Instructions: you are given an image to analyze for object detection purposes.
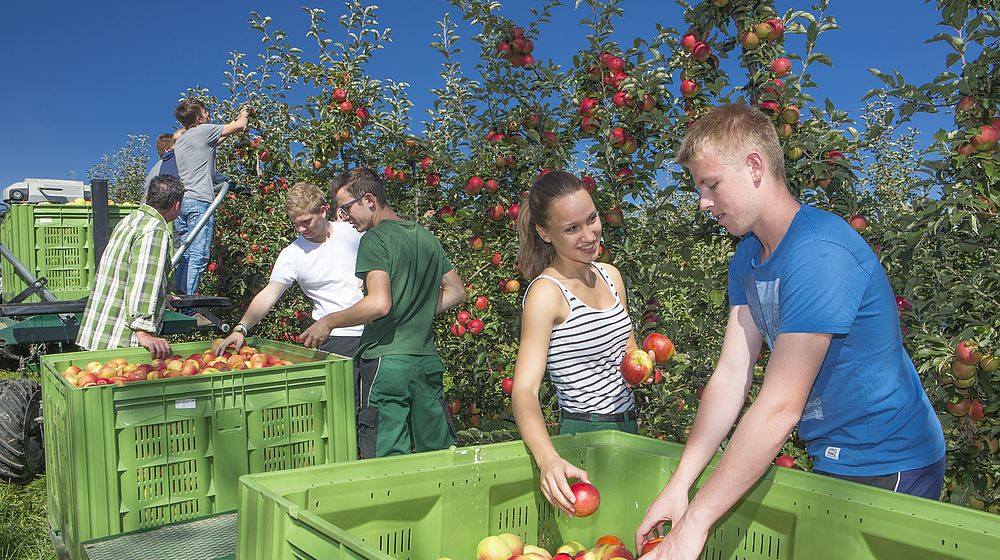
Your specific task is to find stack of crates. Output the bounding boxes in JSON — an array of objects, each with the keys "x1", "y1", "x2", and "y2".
[
  {"x1": 237, "y1": 430, "x2": 999, "y2": 560},
  {"x1": 40, "y1": 338, "x2": 357, "y2": 560},
  {"x1": 1, "y1": 202, "x2": 136, "y2": 302}
]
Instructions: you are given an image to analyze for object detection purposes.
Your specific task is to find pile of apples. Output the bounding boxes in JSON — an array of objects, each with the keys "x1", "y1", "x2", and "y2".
[
  {"x1": 60, "y1": 342, "x2": 294, "y2": 388},
  {"x1": 452, "y1": 532, "x2": 665, "y2": 560}
]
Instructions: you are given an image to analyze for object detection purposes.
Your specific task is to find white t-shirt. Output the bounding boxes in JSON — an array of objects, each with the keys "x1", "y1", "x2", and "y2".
[{"x1": 270, "y1": 221, "x2": 364, "y2": 337}]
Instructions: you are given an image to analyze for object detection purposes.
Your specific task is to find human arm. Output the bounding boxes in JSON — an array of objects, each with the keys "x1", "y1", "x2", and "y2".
[
  {"x1": 221, "y1": 106, "x2": 249, "y2": 138},
  {"x1": 635, "y1": 305, "x2": 761, "y2": 548},
  {"x1": 511, "y1": 280, "x2": 587, "y2": 515},
  {"x1": 214, "y1": 281, "x2": 290, "y2": 354},
  {"x1": 640, "y1": 329, "x2": 831, "y2": 559},
  {"x1": 436, "y1": 268, "x2": 466, "y2": 314},
  {"x1": 299, "y1": 270, "x2": 391, "y2": 347},
  {"x1": 125, "y1": 223, "x2": 173, "y2": 359}
]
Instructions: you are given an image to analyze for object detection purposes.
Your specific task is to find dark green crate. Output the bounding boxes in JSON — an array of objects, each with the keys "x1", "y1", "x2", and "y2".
[
  {"x1": 237, "y1": 430, "x2": 999, "y2": 560},
  {"x1": 1, "y1": 203, "x2": 136, "y2": 302},
  {"x1": 40, "y1": 338, "x2": 356, "y2": 560}
]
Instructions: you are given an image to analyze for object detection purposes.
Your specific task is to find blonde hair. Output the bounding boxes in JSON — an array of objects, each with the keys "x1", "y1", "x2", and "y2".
[
  {"x1": 676, "y1": 103, "x2": 786, "y2": 181},
  {"x1": 517, "y1": 171, "x2": 587, "y2": 281},
  {"x1": 284, "y1": 182, "x2": 328, "y2": 216}
]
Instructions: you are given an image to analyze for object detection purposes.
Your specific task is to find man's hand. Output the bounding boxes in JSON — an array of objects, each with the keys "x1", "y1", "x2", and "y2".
[
  {"x1": 638, "y1": 513, "x2": 710, "y2": 560},
  {"x1": 213, "y1": 332, "x2": 245, "y2": 355},
  {"x1": 165, "y1": 294, "x2": 180, "y2": 311},
  {"x1": 299, "y1": 319, "x2": 332, "y2": 348},
  {"x1": 135, "y1": 331, "x2": 171, "y2": 360},
  {"x1": 537, "y1": 456, "x2": 590, "y2": 516},
  {"x1": 635, "y1": 482, "x2": 689, "y2": 552}
]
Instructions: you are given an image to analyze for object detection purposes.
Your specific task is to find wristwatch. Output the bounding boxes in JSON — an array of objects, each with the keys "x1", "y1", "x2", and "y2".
[{"x1": 234, "y1": 323, "x2": 249, "y2": 336}]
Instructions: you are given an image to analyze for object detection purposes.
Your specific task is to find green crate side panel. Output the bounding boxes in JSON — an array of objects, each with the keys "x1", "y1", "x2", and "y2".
[
  {"x1": 1, "y1": 204, "x2": 136, "y2": 302},
  {"x1": 40, "y1": 338, "x2": 355, "y2": 560},
  {"x1": 236, "y1": 431, "x2": 1000, "y2": 560}
]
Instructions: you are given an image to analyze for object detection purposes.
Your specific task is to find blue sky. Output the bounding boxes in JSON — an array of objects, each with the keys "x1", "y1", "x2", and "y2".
[{"x1": 0, "y1": 1, "x2": 952, "y2": 189}]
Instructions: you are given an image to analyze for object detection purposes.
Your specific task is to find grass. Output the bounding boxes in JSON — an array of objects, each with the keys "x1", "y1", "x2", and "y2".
[
  {"x1": 0, "y1": 475, "x2": 56, "y2": 560},
  {"x1": 0, "y1": 368, "x2": 56, "y2": 559}
]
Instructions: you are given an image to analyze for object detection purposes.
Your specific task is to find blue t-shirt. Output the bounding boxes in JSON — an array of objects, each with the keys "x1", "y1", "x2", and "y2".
[{"x1": 728, "y1": 204, "x2": 944, "y2": 476}]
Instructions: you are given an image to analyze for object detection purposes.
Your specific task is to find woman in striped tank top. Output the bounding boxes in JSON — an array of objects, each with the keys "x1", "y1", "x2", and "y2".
[{"x1": 511, "y1": 171, "x2": 652, "y2": 516}]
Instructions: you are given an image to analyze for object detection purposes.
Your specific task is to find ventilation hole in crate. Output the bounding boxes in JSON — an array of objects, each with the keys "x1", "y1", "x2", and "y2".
[
  {"x1": 288, "y1": 440, "x2": 317, "y2": 469},
  {"x1": 167, "y1": 419, "x2": 197, "y2": 454},
  {"x1": 497, "y1": 505, "x2": 530, "y2": 533},
  {"x1": 263, "y1": 445, "x2": 288, "y2": 472},
  {"x1": 378, "y1": 528, "x2": 412, "y2": 558},
  {"x1": 134, "y1": 425, "x2": 164, "y2": 461},
  {"x1": 136, "y1": 465, "x2": 166, "y2": 501},
  {"x1": 138, "y1": 499, "x2": 200, "y2": 529},
  {"x1": 288, "y1": 403, "x2": 315, "y2": 435},
  {"x1": 168, "y1": 459, "x2": 199, "y2": 494},
  {"x1": 262, "y1": 407, "x2": 287, "y2": 439}
]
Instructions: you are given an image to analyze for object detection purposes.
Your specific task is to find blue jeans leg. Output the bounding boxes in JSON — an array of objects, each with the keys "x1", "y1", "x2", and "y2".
[{"x1": 174, "y1": 198, "x2": 214, "y2": 295}]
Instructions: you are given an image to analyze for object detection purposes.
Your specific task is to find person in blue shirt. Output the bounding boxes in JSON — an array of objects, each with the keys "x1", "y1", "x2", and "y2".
[{"x1": 634, "y1": 103, "x2": 945, "y2": 560}]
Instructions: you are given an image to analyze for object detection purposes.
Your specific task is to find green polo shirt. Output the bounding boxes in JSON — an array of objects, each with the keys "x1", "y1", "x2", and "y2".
[{"x1": 354, "y1": 219, "x2": 452, "y2": 359}]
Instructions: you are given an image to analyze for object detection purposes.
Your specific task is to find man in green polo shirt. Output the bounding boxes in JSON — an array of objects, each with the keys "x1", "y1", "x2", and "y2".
[
  {"x1": 77, "y1": 175, "x2": 184, "y2": 359},
  {"x1": 300, "y1": 167, "x2": 466, "y2": 458}
]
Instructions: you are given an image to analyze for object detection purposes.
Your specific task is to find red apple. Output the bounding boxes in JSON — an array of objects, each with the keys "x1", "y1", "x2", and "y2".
[
  {"x1": 956, "y1": 95, "x2": 977, "y2": 112},
  {"x1": 955, "y1": 340, "x2": 983, "y2": 365},
  {"x1": 640, "y1": 537, "x2": 663, "y2": 555},
  {"x1": 771, "y1": 57, "x2": 792, "y2": 77},
  {"x1": 775, "y1": 454, "x2": 796, "y2": 468},
  {"x1": 467, "y1": 176, "x2": 484, "y2": 193},
  {"x1": 446, "y1": 398, "x2": 462, "y2": 415},
  {"x1": 969, "y1": 400, "x2": 986, "y2": 422},
  {"x1": 848, "y1": 214, "x2": 868, "y2": 232},
  {"x1": 895, "y1": 295, "x2": 912, "y2": 311},
  {"x1": 487, "y1": 203, "x2": 506, "y2": 221},
  {"x1": 507, "y1": 204, "x2": 520, "y2": 221},
  {"x1": 469, "y1": 236, "x2": 484, "y2": 251},
  {"x1": 501, "y1": 377, "x2": 514, "y2": 395},
  {"x1": 450, "y1": 322, "x2": 466, "y2": 337},
  {"x1": 680, "y1": 33, "x2": 698, "y2": 53},
  {"x1": 582, "y1": 175, "x2": 597, "y2": 193},
  {"x1": 692, "y1": 41, "x2": 711, "y2": 62},
  {"x1": 468, "y1": 318, "x2": 485, "y2": 335},
  {"x1": 642, "y1": 333, "x2": 675, "y2": 364},
  {"x1": 620, "y1": 350, "x2": 654, "y2": 385},
  {"x1": 972, "y1": 125, "x2": 999, "y2": 151},
  {"x1": 570, "y1": 481, "x2": 600, "y2": 517},
  {"x1": 474, "y1": 295, "x2": 490, "y2": 310},
  {"x1": 947, "y1": 399, "x2": 972, "y2": 417},
  {"x1": 604, "y1": 207, "x2": 624, "y2": 226},
  {"x1": 580, "y1": 97, "x2": 599, "y2": 116},
  {"x1": 608, "y1": 56, "x2": 625, "y2": 72},
  {"x1": 680, "y1": 79, "x2": 700, "y2": 98},
  {"x1": 485, "y1": 179, "x2": 499, "y2": 193}
]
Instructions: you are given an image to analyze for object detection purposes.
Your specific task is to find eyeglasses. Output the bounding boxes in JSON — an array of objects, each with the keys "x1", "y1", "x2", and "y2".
[{"x1": 337, "y1": 196, "x2": 363, "y2": 216}]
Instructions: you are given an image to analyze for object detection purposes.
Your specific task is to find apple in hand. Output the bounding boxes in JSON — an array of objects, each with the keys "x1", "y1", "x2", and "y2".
[
  {"x1": 620, "y1": 350, "x2": 654, "y2": 385},
  {"x1": 570, "y1": 481, "x2": 600, "y2": 517}
]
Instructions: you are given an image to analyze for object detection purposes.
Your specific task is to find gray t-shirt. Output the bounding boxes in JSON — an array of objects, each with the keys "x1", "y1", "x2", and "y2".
[{"x1": 174, "y1": 124, "x2": 223, "y2": 202}]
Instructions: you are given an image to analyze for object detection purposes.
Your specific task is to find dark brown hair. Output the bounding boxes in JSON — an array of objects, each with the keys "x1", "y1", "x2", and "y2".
[
  {"x1": 329, "y1": 167, "x2": 388, "y2": 207},
  {"x1": 516, "y1": 170, "x2": 588, "y2": 280}
]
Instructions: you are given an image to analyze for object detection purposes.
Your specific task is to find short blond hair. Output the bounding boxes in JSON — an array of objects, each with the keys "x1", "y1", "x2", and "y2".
[
  {"x1": 676, "y1": 103, "x2": 786, "y2": 182},
  {"x1": 284, "y1": 182, "x2": 328, "y2": 216}
]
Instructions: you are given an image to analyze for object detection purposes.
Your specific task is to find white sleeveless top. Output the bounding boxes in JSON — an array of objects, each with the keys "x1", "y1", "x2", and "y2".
[{"x1": 525, "y1": 263, "x2": 636, "y2": 414}]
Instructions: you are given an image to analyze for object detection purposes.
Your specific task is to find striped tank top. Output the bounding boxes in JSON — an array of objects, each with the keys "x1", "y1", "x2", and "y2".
[{"x1": 527, "y1": 263, "x2": 636, "y2": 414}]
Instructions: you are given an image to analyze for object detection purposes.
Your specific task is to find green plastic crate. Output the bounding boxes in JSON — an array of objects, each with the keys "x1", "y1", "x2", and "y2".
[
  {"x1": 40, "y1": 337, "x2": 356, "y2": 560},
  {"x1": 237, "y1": 431, "x2": 999, "y2": 560},
  {"x1": 1, "y1": 202, "x2": 137, "y2": 302}
]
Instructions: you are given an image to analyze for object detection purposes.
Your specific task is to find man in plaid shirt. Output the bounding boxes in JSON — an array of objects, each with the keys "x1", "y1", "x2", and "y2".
[{"x1": 77, "y1": 175, "x2": 184, "y2": 359}]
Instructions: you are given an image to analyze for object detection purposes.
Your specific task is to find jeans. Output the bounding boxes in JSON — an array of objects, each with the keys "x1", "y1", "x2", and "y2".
[{"x1": 173, "y1": 198, "x2": 215, "y2": 295}]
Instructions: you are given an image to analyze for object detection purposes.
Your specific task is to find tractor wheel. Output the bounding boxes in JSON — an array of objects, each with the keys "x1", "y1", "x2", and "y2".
[{"x1": 0, "y1": 378, "x2": 44, "y2": 484}]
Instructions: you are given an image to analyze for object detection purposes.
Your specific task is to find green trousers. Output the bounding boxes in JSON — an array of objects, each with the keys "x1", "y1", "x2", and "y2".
[
  {"x1": 559, "y1": 415, "x2": 639, "y2": 435},
  {"x1": 357, "y1": 354, "x2": 455, "y2": 458}
]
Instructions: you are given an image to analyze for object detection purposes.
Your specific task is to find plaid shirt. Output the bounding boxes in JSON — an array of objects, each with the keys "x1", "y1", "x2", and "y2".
[{"x1": 77, "y1": 205, "x2": 174, "y2": 350}]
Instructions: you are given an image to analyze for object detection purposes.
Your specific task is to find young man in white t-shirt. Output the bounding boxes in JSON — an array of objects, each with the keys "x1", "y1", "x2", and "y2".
[{"x1": 213, "y1": 182, "x2": 364, "y2": 357}]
